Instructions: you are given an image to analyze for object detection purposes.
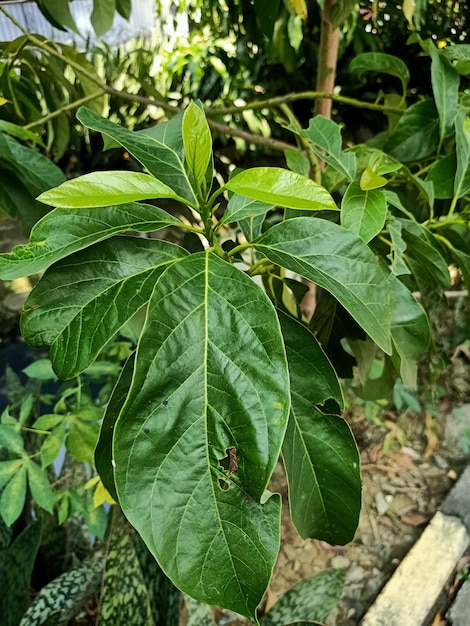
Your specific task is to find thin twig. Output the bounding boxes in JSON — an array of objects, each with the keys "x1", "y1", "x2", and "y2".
[{"x1": 24, "y1": 90, "x2": 104, "y2": 129}]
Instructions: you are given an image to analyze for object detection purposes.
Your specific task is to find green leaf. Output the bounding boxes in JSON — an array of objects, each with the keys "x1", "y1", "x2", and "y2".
[
  {"x1": 0, "y1": 169, "x2": 48, "y2": 234},
  {"x1": 383, "y1": 99, "x2": 440, "y2": 162},
  {"x1": 0, "y1": 522, "x2": 41, "y2": 626},
  {"x1": 99, "y1": 508, "x2": 154, "y2": 625},
  {"x1": 91, "y1": 0, "x2": 116, "y2": 37},
  {"x1": 349, "y1": 52, "x2": 410, "y2": 97},
  {"x1": 40, "y1": 424, "x2": 66, "y2": 468},
  {"x1": 220, "y1": 193, "x2": 274, "y2": 226},
  {"x1": 67, "y1": 418, "x2": 100, "y2": 465},
  {"x1": 300, "y1": 116, "x2": 356, "y2": 181},
  {"x1": 260, "y1": 569, "x2": 345, "y2": 626},
  {"x1": 38, "y1": 171, "x2": 184, "y2": 208},
  {"x1": 224, "y1": 167, "x2": 338, "y2": 211},
  {"x1": 279, "y1": 312, "x2": 361, "y2": 544},
  {"x1": 77, "y1": 107, "x2": 197, "y2": 204},
  {"x1": 360, "y1": 166, "x2": 387, "y2": 190},
  {"x1": 95, "y1": 354, "x2": 135, "y2": 501},
  {"x1": 429, "y1": 42, "x2": 459, "y2": 145},
  {"x1": 0, "y1": 464, "x2": 27, "y2": 526},
  {"x1": 18, "y1": 556, "x2": 103, "y2": 626},
  {"x1": 388, "y1": 272, "x2": 431, "y2": 387},
  {"x1": 116, "y1": 0, "x2": 131, "y2": 19},
  {"x1": 182, "y1": 101, "x2": 213, "y2": 193},
  {"x1": 252, "y1": 217, "x2": 392, "y2": 354},
  {"x1": 185, "y1": 596, "x2": 216, "y2": 626},
  {"x1": 0, "y1": 202, "x2": 181, "y2": 280},
  {"x1": 426, "y1": 153, "x2": 456, "y2": 199},
  {"x1": 26, "y1": 458, "x2": 54, "y2": 514},
  {"x1": 386, "y1": 219, "x2": 411, "y2": 276},
  {"x1": 0, "y1": 424, "x2": 25, "y2": 455},
  {"x1": 239, "y1": 213, "x2": 266, "y2": 242},
  {"x1": 114, "y1": 252, "x2": 289, "y2": 620},
  {"x1": 454, "y1": 109, "x2": 470, "y2": 199},
  {"x1": 0, "y1": 121, "x2": 45, "y2": 146},
  {"x1": 0, "y1": 459, "x2": 23, "y2": 490},
  {"x1": 23, "y1": 359, "x2": 58, "y2": 381},
  {"x1": 39, "y1": 0, "x2": 78, "y2": 32},
  {"x1": 284, "y1": 148, "x2": 310, "y2": 177},
  {"x1": 21, "y1": 238, "x2": 188, "y2": 378},
  {"x1": 400, "y1": 220, "x2": 450, "y2": 289},
  {"x1": 341, "y1": 182, "x2": 387, "y2": 243}
]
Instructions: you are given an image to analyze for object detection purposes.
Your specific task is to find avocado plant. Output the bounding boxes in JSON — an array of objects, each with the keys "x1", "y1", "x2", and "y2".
[{"x1": 0, "y1": 101, "x2": 428, "y2": 622}]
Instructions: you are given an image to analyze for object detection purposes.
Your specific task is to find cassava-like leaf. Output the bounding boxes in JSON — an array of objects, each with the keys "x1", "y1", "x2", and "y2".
[
  {"x1": 300, "y1": 116, "x2": 356, "y2": 181},
  {"x1": 77, "y1": 107, "x2": 197, "y2": 204},
  {"x1": 224, "y1": 167, "x2": 338, "y2": 211},
  {"x1": 0, "y1": 202, "x2": 181, "y2": 280},
  {"x1": 260, "y1": 568, "x2": 345, "y2": 626},
  {"x1": 185, "y1": 596, "x2": 216, "y2": 626},
  {"x1": 19, "y1": 556, "x2": 103, "y2": 626},
  {"x1": 252, "y1": 217, "x2": 392, "y2": 353},
  {"x1": 99, "y1": 508, "x2": 154, "y2": 625},
  {"x1": 279, "y1": 312, "x2": 361, "y2": 544},
  {"x1": 341, "y1": 182, "x2": 387, "y2": 243},
  {"x1": 0, "y1": 464, "x2": 27, "y2": 527},
  {"x1": 21, "y1": 238, "x2": 188, "y2": 378},
  {"x1": 38, "y1": 171, "x2": 184, "y2": 208},
  {"x1": 113, "y1": 252, "x2": 290, "y2": 620}
]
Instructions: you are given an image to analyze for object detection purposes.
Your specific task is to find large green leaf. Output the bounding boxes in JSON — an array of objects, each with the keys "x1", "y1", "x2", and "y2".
[
  {"x1": 99, "y1": 508, "x2": 154, "y2": 625},
  {"x1": 400, "y1": 220, "x2": 450, "y2": 289},
  {"x1": 18, "y1": 556, "x2": 103, "y2": 626},
  {"x1": 21, "y1": 238, "x2": 188, "y2": 378},
  {"x1": 224, "y1": 167, "x2": 338, "y2": 211},
  {"x1": 260, "y1": 569, "x2": 345, "y2": 626},
  {"x1": 429, "y1": 42, "x2": 459, "y2": 144},
  {"x1": 38, "y1": 171, "x2": 184, "y2": 208},
  {"x1": 182, "y1": 101, "x2": 213, "y2": 193},
  {"x1": 341, "y1": 182, "x2": 387, "y2": 243},
  {"x1": 300, "y1": 116, "x2": 356, "y2": 181},
  {"x1": 279, "y1": 312, "x2": 361, "y2": 544},
  {"x1": 0, "y1": 522, "x2": 41, "y2": 626},
  {"x1": 383, "y1": 99, "x2": 440, "y2": 162},
  {"x1": 91, "y1": 0, "x2": 116, "y2": 36},
  {"x1": 113, "y1": 252, "x2": 290, "y2": 620},
  {"x1": 252, "y1": 217, "x2": 392, "y2": 354},
  {"x1": 0, "y1": 202, "x2": 181, "y2": 280},
  {"x1": 349, "y1": 52, "x2": 410, "y2": 97},
  {"x1": 454, "y1": 109, "x2": 470, "y2": 199},
  {"x1": 77, "y1": 107, "x2": 197, "y2": 204}
]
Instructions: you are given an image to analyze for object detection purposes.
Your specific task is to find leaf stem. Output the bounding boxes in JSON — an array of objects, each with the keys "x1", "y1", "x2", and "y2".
[{"x1": 226, "y1": 243, "x2": 252, "y2": 258}]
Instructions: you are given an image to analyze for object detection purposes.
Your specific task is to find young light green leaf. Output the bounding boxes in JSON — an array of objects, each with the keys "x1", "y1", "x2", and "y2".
[
  {"x1": 0, "y1": 464, "x2": 27, "y2": 526},
  {"x1": 182, "y1": 101, "x2": 213, "y2": 193},
  {"x1": 0, "y1": 121, "x2": 45, "y2": 146},
  {"x1": 40, "y1": 424, "x2": 66, "y2": 468},
  {"x1": 114, "y1": 252, "x2": 290, "y2": 620},
  {"x1": 0, "y1": 424, "x2": 25, "y2": 456},
  {"x1": 300, "y1": 116, "x2": 356, "y2": 181},
  {"x1": 66, "y1": 418, "x2": 100, "y2": 465},
  {"x1": 21, "y1": 238, "x2": 188, "y2": 378},
  {"x1": 383, "y1": 99, "x2": 440, "y2": 162},
  {"x1": 220, "y1": 193, "x2": 274, "y2": 226},
  {"x1": 349, "y1": 52, "x2": 410, "y2": 97},
  {"x1": 429, "y1": 42, "x2": 459, "y2": 145},
  {"x1": 360, "y1": 166, "x2": 387, "y2": 190},
  {"x1": 18, "y1": 556, "x2": 103, "y2": 626},
  {"x1": 0, "y1": 459, "x2": 23, "y2": 490},
  {"x1": 253, "y1": 217, "x2": 392, "y2": 353},
  {"x1": 0, "y1": 202, "x2": 182, "y2": 281},
  {"x1": 260, "y1": 569, "x2": 345, "y2": 626},
  {"x1": 77, "y1": 107, "x2": 197, "y2": 204},
  {"x1": 37, "y1": 171, "x2": 184, "y2": 208},
  {"x1": 284, "y1": 148, "x2": 311, "y2": 177},
  {"x1": 23, "y1": 359, "x2": 58, "y2": 381},
  {"x1": 454, "y1": 109, "x2": 470, "y2": 199},
  {"x1": 224, "y1": 167, "x2": 338, "y2": 211},
  {"x1": 26, "y1": 459, "x2": 54, "y2": 514},
  {"x1": 279, "y1": 312, "x2": 361, "y2": 544},
  {"x1": 99, "y1": 508, "x2": 154, "y2": 625},
  {"x1": 341, "y1": 182, "x2": 387, "y2": 243}
]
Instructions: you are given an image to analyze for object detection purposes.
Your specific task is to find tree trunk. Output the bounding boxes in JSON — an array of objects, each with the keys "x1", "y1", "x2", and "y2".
[{"x1": 314, "y1": 0, "x2": 340, "y2": 119}]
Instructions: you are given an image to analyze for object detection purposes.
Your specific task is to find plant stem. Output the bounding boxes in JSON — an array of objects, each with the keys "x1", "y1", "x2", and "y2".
[{"x1": 24, "y1": 90, "x2": 104, "y2": 129}]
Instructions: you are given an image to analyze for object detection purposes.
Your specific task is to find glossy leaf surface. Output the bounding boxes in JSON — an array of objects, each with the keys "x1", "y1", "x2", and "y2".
[
  {"x1": 220, "y1": 193, "x2": 274, "y2": 226},
  {"x1": 21, "y1": 238, "x2": 188, "y2": 378},
  {"x1": 383, "y1": 99, "x2": 440, "y2": 162},
  {"x1": 0, "y1": 202, "x2": 181, "y2": 280},
  {"x1": 349, "y1": 52, "x2": 410, "y2": 96},
  {"x1": 182, "y1": 101, "x2": 213, "y2": 191},
  {"x1": 341, "y1": 182, "x2": 387, "y2": 243},
  {"x1": 225, "y1": 167, "x2": 338, "y2": 211},
  {"x1": 253, "y1": 217, "x2": 392, "y2": 353},
  {"x1": 300, "y1": 115, "x2": 356, "y2": 181},
  {"x1": 38, "y1": 171, "x2": 182, "y2": 208},
  {"x1": 279, "y1": 312, "x2": 360, "y2": 544},
  {"x1": 77, "y1": 107, "x2": 196, "y2": 203},
  {"x1": 113, "y1": 252, "x2": 290, "y2": 620}
]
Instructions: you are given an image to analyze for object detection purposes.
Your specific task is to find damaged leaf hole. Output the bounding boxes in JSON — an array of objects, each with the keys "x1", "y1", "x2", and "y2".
[{"x1": 217, "y1": 447, "x2": 239, "y2": 491}]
